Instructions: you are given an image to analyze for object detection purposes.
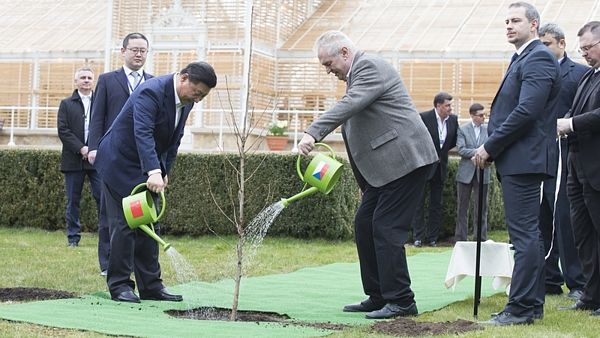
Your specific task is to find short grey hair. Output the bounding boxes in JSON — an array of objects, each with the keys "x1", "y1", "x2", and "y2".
[
  {"x1": 74, "y1": 67, "x2": 93, "y2": 80},
  {"x1": 539, "y1": 23, "x2": 565, "y2": 41},
  {"x1": 314, "y1": 30, "x2": 356, "y2": 57},
  {"x1": 578, "y1": 21, "x2": 600, "y2": 39},
  {"x1": 509, "y1": 2, "x2": 540, "y2": 31}
]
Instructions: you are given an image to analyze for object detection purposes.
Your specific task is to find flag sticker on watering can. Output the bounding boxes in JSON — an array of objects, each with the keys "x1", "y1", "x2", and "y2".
[
  {"x1": 130, "y1": 200, "x2": 144, "y2": 218},
  {"x1": 312, "y1": 161, "x2": 330, "y2": 181}
]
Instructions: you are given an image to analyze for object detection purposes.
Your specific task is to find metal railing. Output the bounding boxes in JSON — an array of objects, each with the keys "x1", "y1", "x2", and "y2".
[{"x1": 0, "y1": 105, "x2": 342, "y2": 149}]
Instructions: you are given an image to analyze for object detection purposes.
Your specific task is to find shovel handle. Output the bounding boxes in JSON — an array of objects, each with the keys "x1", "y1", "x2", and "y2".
[
  {"x1": 296, "y1": 142, "x2": 336, "y2": 181},
  {"x1": 130, "y1": 183, "x2": 167, "y2": 221}
]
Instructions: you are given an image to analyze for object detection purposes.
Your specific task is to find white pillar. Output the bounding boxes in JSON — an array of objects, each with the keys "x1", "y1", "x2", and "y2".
[
  {"x1": 103, "y1": 0, "x2": 113, "y2": 73},
  {"x1": 240, "y1": 0, "x2": 253, "y2": 125}
]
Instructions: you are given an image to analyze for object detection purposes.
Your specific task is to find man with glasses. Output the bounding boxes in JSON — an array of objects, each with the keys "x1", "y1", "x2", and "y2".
[
  {"x1": 557, "y1": 21, "x2": 600, "y2": 316},
  {"x1": 538, "y1": 22, "x2": 587, "y2": 300},
  {"x1": 473, "y1": 2, "x2": 560, "y2": 325},
  {"x1": 87, "y1": 32, "x2": 153, "y2": 276},
  {"x1": 454, "y1": 103, "x2": 490, "y2": 243},
  {"x1": 94, "y1": 62, "x2": 217, "y2": 303}
]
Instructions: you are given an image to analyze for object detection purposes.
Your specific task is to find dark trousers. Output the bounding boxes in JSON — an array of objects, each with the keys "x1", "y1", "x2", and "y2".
[
  {"x1": 501, "y1": 174, "x2": 546, "y2": 318},
  {"x1": 102, "y1": 182, "x2": 163, "y2": 296},
  {"x1": 539, "y1": 175, "x2": 585, "y2": 292},
  {"x1": 413, "y1": 165, "x2": 444, "y2": 242},
  {"x1": 64, "y1": 170, "x2": 102, "y2": 244},
  {"x1": 97, "y1": 189, "x2": 110, "y2": 271},
  {"x1": 355, "y1": 163, "x2": 431, "y2": 306},
  {"x1": 455, "y1": 172, "x2": 488, "y2": 241},
  {"x1": 567, "y1": 152, "x2": 600, "y2": 306}
]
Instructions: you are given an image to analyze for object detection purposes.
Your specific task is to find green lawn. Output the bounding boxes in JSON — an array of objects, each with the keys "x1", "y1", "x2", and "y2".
[{"x1": 0, "y1": 228, "x2": 597, "y2": 337}]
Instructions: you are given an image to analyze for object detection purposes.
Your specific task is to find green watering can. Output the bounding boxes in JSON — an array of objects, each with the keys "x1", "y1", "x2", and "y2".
[
  {"x1": 122, "y1": 183, "x2": 172, "y2": 251},
  {"x1": 280, "y1": 143, "x2": 344, "y2": 207}
]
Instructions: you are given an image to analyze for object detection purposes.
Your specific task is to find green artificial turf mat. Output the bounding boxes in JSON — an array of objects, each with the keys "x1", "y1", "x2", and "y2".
[{"x1": 0, "y1": 250, "x2": 502, "y2": 337}]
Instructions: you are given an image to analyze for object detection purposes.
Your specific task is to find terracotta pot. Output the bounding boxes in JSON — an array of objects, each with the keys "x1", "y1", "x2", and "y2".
[{"x1": 266, "y1": 135, "x2": 288, "y2": 151}]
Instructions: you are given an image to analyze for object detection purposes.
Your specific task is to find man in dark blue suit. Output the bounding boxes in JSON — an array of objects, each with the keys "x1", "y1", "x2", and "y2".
[
  {"x1": 88, "y1": 33, "x2": 153, "y2": 276},
  {"x1": 538, "y1": 23, "x2": 587, "y2": 300},
  {"x1": 95, "y1": 62, "x2": 217, "y2": 303},
  {"x1": 412, "y1": 92, "x2": 458, "y2": 247},
  {"x1": 474, "y1": 2, "x2": 560, "y2": 325},
  {"x1": 557, "y1": 20, "x2": 600, "y2": 316}
]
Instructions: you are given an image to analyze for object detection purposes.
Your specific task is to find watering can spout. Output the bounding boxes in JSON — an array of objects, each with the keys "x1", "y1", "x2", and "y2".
[
  {"x1": 281, "y1": 186, "x2": 319, "y2": 207},
  {"x1": 138, "y1": 224, "x2": 172, "y2": 252}
]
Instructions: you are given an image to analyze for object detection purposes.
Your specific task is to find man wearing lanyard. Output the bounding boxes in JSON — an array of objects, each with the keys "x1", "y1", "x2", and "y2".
[
  {"x1": 87, "y1": 33, "x2": 153, "y2": 276},
  {"x1": 412, "y1": 92, "x2": 458, "y2": 247},
  {"x1": 57, "y1": 67, "x2": 102, "y2": 248}
]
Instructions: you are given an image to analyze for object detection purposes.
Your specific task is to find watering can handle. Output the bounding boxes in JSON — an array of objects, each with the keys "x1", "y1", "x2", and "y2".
[
  {"x1": 130, "y1": 183, "x2": 167, "y2": 221},
  {"x1": 296, "y1": 142, "x2": 336, "y2": 181}
]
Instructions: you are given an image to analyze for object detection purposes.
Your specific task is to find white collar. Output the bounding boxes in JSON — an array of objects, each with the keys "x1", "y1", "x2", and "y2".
[
  {"x1": 173, "y1": 73, "x2": 183, "y2": 108},
  {"x1": 78, "y1": 90, "x2": 92, "y2": 99},
  {"x1": 123, "y1": 65, "x2": 143, "y2": 76},
  {"x1": 515, "y1": 37, "x2": 538, "y2": 55},
  {"x1": 434, "y1": 108, "x2": 449, "y2": 123}
]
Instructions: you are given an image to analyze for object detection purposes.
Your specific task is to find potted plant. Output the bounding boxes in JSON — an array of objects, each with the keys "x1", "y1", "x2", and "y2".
[{"x1": 265, "y1": 119, "x2": 288, "y2": 151}]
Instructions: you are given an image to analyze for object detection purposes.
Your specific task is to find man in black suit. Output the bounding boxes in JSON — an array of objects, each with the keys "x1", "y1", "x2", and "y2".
[
  {"x1": 87, "y1": 33, "x2": 152, "y2": 276},
  {"x1": 412, "y1": 92, "x2": 458, "y2": 247},
  {"x1": 95, "y1": 62, "x2": 217, "y2": 303},
  {"x1": 557, "y1": 20, "x2": 600, "y2": 316},
  {"x1": 57, "y1": 67, "x2": 102, "y2": 248},
  {"x1": 538, "y1": 23, "x2": 587, "y2": 300},
  {"x1": 474, "y1": 2, "x2": 560, "y2": 325}
]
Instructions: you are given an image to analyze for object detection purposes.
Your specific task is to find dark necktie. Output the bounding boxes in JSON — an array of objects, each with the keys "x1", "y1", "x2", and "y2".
[{"x1": 508, "y1": 53, "x2": 518, "y2": 69}]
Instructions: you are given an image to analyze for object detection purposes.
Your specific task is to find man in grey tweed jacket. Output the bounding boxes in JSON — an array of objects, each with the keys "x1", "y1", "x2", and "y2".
[{"x1": 298, "y1": 30, "x2": 438, "y2": 319}]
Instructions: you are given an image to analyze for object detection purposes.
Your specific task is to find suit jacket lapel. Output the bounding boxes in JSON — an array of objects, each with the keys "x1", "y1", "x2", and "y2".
[
  {"x1": 347, "y1": 51, "x2": 364, "y2": 88},
  {"x1": 116, "y1": 68, "x2": 130, "y2": 96},
  {"x1": 466, "y1": 123, "x2": 476, "y2": 145},
  {"x1": 426, "y1": 110, "x2": 441, "y2": 152},
  {"x1": 571, "y1": 69, "x2": 597, "y2": 115},
  {"x1": 492, "y1": 41, "x2": 538, "y2": 108}
]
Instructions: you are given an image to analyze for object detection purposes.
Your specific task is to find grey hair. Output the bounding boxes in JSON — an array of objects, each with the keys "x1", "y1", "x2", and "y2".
[
  {"x1": 539, "y1": 23, "x2": 565, "y2": 41},
  {"x1": 314, "y1": 30, "x2": 356, "y2": 57},
  {"x1": 74, "y1": 66, "x2": 93, "y2": 79},
  {"x1": 578, "y1": 21, "x2": 600, "y2": 39},
  {"x1": 509, "y1": 2, "x2": 540, "y2": 31}
]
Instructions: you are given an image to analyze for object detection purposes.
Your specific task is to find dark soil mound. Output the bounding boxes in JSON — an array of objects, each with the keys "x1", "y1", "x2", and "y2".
[
  {"x1": 167, "y1": 307, "x2": 348, "y2": 330},
  {"x1": 372, "y1": 317, "x2": 482, "y2": 337},
  {"x1": 0, "y1": 287, "x2": 76, "y2": 302}
]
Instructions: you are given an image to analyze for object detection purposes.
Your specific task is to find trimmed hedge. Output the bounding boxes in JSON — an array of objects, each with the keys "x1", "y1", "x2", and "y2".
[{"x1": 0, "y1": 149, "x2": 505, "y2": 240}]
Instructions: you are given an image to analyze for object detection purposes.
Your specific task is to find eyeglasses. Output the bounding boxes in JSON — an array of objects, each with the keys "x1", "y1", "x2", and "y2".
[
  {"x1": 474, "y1": 114, "x2": 486, "y2": 117},
  {"x1": 126, "y1": 48, "x2": 148, "y2": 55},
  {"x1": 578, "y1": 41, "x2": 600, "y2": 54}
]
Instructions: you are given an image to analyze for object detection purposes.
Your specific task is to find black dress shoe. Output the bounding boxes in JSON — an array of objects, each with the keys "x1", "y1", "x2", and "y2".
[
  {"x1": 343, "y1": 298, "x2": 385, "y2": 312},
  {"x1": 365, "y1": 302, "x2": 418, "y2": 319},
  {"x1": 111, "y1": 290, "x2": 140, "y2": 303},
  {"x1": 545, "y1": 285, "x2": 563, "y2": 295},
  {"x1": 482, "y1": 311, "x2": 532, "y2": 326},
  {"x1": 140, "y1": 288, "x2": 183, "y2": 302},
  {"x1": 567, "y1": 289, "x2": 584, "y2": 300},
  {"x1": 560, "y1": 300, "x2": 598, "y2": 311}
]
